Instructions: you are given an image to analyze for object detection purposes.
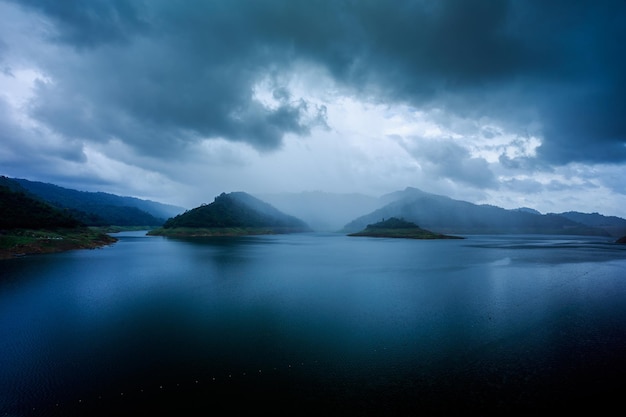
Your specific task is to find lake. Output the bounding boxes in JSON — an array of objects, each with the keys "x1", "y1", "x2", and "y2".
[{"x1": 1, "y1": 231, "x2": 626, "y2": 416}]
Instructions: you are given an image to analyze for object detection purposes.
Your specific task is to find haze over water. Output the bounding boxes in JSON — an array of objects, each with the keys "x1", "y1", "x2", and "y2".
[{"x1": 1, "y1": 231, "x2": 626, "y2": 415}]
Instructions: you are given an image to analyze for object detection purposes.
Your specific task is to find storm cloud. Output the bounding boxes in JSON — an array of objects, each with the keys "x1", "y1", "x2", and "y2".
[{"x1": 1, "y1": 0, "x2": 625, "y2": 214}]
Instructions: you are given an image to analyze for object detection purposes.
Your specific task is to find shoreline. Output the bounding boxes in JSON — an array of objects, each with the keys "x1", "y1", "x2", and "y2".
[{"x1": 0, "y1": 228, "x2": 118, "y2": 260}]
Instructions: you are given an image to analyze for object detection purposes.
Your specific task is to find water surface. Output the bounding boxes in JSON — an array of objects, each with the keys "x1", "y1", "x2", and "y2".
[{"x1": 1, "y1": 232, "x2": 626, "y2": 415}]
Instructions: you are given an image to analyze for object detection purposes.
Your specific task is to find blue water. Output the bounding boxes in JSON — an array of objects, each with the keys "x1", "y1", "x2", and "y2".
[{"x1": 1, "y1": 232, "x2": 626, "y2": 415}]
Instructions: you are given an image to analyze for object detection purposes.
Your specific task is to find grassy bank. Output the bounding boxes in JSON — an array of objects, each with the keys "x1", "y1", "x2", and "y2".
[{"x1": 0, "y1": 227, "x2": 118, "y2": 259}]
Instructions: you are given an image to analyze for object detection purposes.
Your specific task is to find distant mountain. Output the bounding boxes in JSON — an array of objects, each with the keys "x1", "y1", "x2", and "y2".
[
  {"x1": 256, "y1": 191, "x2": 385, "y2": 232},
  {"x1": 557, "y1": 211, "x2": 626, "y2": 238},
  {"x1": 342, "y1": 187, "x2": 611, "y2": 236},
  {"x1": 152, "y1": 192, "x2": 311, "y2": 235},
  {"x1": 0, "y1": 185, "x2": 82, "y2": 229},
  {"x1": 1, "y1": 176, "x2": 185, "y2": 227}
]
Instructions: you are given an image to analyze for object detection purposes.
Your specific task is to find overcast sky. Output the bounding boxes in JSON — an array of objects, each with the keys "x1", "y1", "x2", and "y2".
[{"x1": 1, "y1": 0, "x2": 625, "y2": 216}]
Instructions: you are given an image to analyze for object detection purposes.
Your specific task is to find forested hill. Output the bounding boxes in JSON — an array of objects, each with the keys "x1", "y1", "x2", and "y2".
[
  {"x1": 0, "y1": 185, "x2": 82, "y2": 229},
  {"x1": 159, "y1": 192, "x2": 311, "y2": 233},
  {"x1": 1, "y1": 176, "x2": 184, "y2": 227}
]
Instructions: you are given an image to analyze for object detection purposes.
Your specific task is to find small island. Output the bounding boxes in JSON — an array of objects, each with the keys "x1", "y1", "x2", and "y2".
[
  {"x1": 347, "y1": 217, "x2": 464, "y2": 240},
  {"x1": 617, "y1": 236, "x2": 626, "y2": 244},
  {"x1": 148, "y1": 192, "x2": 311, "y2": 237}
]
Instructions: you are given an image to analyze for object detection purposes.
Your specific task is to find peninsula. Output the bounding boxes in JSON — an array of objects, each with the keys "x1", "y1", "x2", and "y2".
[{"x1": 347, "y1": 217, "x2": 464, "y2": 240}]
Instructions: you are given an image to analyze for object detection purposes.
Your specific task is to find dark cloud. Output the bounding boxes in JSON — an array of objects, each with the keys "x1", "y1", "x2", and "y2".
[
  {"x1": 11, "y1": 0, "x2": 330, "y2": 155},
  {"x1": 0, "y1": 96, "x2": 87, "y2": 178},
  {"x1": 401, "y1": 137, "x2": 497, "y2": 189},
  {"x1": 7, "y1": 0, "x2": 626, "y2": 163},
  {"x1": 14, "y1": 0, "x2": 150, "y2": 47},
  {"x1": 332, "y1": 0, "x2": 625, "y2": 164}
]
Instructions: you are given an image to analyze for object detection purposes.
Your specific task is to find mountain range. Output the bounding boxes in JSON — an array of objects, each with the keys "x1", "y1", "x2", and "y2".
[
  {"x1": 2, "y1": 176, "x2": 625, "y2": 237},
  {"x1": 341, "y1": 187, "x2": 625, "y2": 237},
  {"x1": 259, "y1": 188, "x2": 626, "y2": 237}
]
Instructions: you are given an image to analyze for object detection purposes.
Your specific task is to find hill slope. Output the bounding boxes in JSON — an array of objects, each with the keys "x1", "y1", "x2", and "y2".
[
  {"x1": 0, "y1": 185, "x2": 116, "y2": 258},
  {"x1": 150, "y1": 192, "x2": 311, "y2": 236},
  {"x1": 2, "y1": 177, "x2": 184, "y2": 227},
  {"x1": 0, "y1": 185, "x2": 82, "y2": 229},
  {"x1": 343, "y1": 187, "x2": 611, "y2": 236}
]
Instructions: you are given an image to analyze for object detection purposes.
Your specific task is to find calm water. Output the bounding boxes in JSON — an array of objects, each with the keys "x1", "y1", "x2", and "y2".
[{"x1": 1, "y1": 232, "x2": 626, "y2": 415}]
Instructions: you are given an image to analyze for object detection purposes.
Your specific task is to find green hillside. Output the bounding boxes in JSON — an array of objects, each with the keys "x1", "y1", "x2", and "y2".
[
  {"x1": 0, "y1": 185, "x2": 81, "y2": 229},
  {"x1": 149, "y1": 192, "x2": 311, "y2": 236},
  {"x1": 2, "y1": 176, "x2": 184, "y2": 227},
  {"x1": 0, "y1": 185, "x2": 116, "y2": 259}
]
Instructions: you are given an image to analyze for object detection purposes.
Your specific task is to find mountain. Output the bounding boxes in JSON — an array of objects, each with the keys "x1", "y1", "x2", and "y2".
[
  {"x1": 0, "y1": 185, "x2": 82, "y2": 229},
  {"x1": 556, "y1": 211, "x2": 626, "y2": 238},
  {"x1": 150, "y1": 192, "x2": 311, "y2": 236},
  {"x1": 1, "y1": 176, "x2": 185, "y2": 227},
  {"x1": 255, "y1": 191, "x2": 386, "y2": 232},
  {"x1": 342, "y1": 187, "x2": 611, "y2": 236}
]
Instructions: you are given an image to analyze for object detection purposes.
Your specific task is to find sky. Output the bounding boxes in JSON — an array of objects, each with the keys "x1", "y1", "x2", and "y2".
[{"x1": 0, "y1": 0, "x2": 625, "y2": 217}]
